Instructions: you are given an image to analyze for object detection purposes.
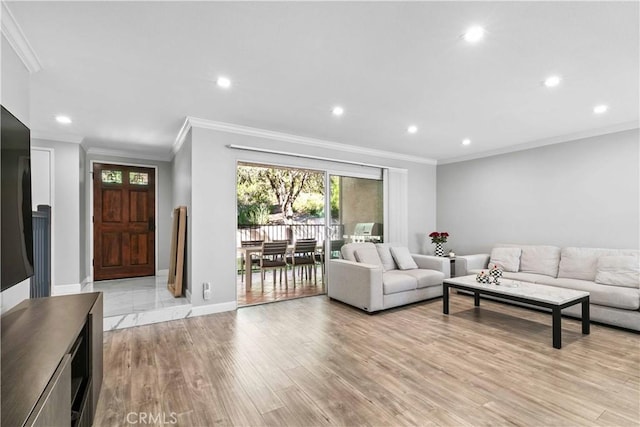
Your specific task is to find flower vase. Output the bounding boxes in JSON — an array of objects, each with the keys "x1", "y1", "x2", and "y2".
[{"x1": 434, "y1": 243, "x2": 444, "y2": 257}]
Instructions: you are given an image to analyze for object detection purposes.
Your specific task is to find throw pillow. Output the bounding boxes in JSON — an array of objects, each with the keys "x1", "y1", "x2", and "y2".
[
  {"x1": 595, "y1": 256, "x2": 640, "y2": 289},
  {"x1": 489, "y1": 247, "x2": 522, "y2": 272},
  {"x1": 518, "y1": 245, "x2": 561, "y2": 277},
  {"x1": 354, "y1": 246, "x2": 383, "y2": 267},
  {"x1": 390, "y1": 246, "x2": 418, "y2": 270},
  {"x1": 375, "y1": 243, "x2": 397, "y2": 271}
]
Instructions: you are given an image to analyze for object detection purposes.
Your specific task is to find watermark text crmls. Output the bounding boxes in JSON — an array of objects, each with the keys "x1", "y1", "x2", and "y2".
[{"x1": 126, "y1": 412, "x2": 178, "y2": 425}]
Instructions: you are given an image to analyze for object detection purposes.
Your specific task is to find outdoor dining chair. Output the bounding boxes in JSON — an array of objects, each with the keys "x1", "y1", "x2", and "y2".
[
  {"x1": 288, "y1": 239, "x2": 318, "y2": 287},
  {"x1": 240, "y1": 239, "x2": 264, "y2": 283},
  {"x1": 314, "y1": 239, "x2": 345, "y2": 284},
  {"x1": 259, "y1": 240, "x2": 289, "y2": 290}
]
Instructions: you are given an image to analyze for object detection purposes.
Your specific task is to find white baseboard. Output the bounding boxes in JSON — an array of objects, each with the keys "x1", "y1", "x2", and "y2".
[
  {"x1": 188, "y1": 301, "x2": 237, "y2": 317},
  {"x1": 80, "y1": 276, "x2": 91, "y2": 289},
  {"x1": 186, "y1": 289, "x2": 192, "y2": 302},
  {"x1": 52, "y1": 283, "x2": 82, "y2": 295},
  {"x1": 156, "y1": 269, "x2": 169, "y2": 276}
]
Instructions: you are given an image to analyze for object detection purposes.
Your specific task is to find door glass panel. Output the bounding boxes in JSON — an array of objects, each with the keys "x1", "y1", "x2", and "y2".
[
  {"x1": 329, "y1": 175, "x2": 383, "y2": 259},
  {"x1": 129, "y1": 172, "x2": 149, "y2": 185},
  {"x1": 101, "y1": 170, "x2": 122, "y2": 184}
]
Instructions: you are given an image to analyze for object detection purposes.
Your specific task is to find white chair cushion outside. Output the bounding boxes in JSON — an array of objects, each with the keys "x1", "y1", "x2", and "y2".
[
  {"x1": 390, "y1": 246, "x2": 418, "y2": 270},
  {"x1": 595, "y1": 256, "x2": 640, "y2": 289},
  {"x1": 375, "y1": 243, "x2": 397, "y2": 272},
  {"x1": 489, "y1": 247, "x2": 521, "y2": 272},
  {"x1": 354, "y1": 246, "x2": 383, "y2": 267}
]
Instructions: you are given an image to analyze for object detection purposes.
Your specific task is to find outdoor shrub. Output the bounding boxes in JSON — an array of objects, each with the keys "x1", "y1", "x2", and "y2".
[{"x1": 293, "y1": 193, "x2": 324, "y2": 217}]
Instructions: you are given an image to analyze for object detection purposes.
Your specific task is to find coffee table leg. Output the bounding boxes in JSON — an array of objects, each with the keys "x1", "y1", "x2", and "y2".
[
  {"x1": 552, "y1": 308, "x2": 561, "y2": 349},
  {"x1": 582, "y1": 297, "x2": 590, "y2": 335},
  {"x1": 474, "y1": 292, "x2": 480, "y2": 307},
  {"x1": 443, "y1": 283, "x2": 449, "y2": 314}
]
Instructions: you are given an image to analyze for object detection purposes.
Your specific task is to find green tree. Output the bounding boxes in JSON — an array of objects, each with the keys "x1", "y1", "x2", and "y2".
[{"x1": 237, "y1": 165, "x2": 324, "y2": 223}]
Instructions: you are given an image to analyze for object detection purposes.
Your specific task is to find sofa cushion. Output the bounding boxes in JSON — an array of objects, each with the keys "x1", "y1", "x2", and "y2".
[
  {"x1": 517, "y1": 245, "x2": 561, "y2": 277},
  {"x1": 489, "y1": 247, "x2": 521, "y2": 272},
  {"x1": 534, "y1": 276, "x2": 640, "y2": 311},
  {"x1": 375, "y1": 243, "x2": 397, "y2": 272},
  {"x1": 382, "y1": 271, "x2": 418, "y2": 295},
  {"x1": 341, "y1": 242, "x2": 376, "y2": 262},
  {"x1": 558, "y1": 247, "x2": 612, "y2": 281},
  {"x1": 390, "y1": 247, "x2": 418, "y2": 270},
  {"x1": 400, "y1": 269, "x2": 444, "y2": 289},
  {"x1": 354, "y1": 246, "x2": 383, "y2": 267},
  {"x1": 595, "y1": 256, "x2": 640, "y2": 289}
]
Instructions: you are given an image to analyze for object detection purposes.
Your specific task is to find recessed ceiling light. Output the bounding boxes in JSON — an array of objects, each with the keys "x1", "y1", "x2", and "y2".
[
  {"x1": 216, "y1": 76, "x2": 231, "y2": 88},
  {"x1": 56, "y1": 115, "x2": 72, "y2": 124},
  {"x1": 463, "y1": 26, "x2": 485, "y2": 43},
  {"x1": 332, "y1": 106, "x2": 344, "y2": 116},
  {"x1": 462, "y1": 138, "x2": 471, "y2": 146},
  {"x1": 407, "y1": 125, "x2": 418, "y2": 134},
  {"x1": 544, "y1": 75, "x2": 562, "y2": 88},
  {"x1": 593, "y1": 104, "x2": 609, "y2": 114}
]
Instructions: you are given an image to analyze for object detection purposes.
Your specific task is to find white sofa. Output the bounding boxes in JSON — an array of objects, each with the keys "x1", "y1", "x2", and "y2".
[
  {"x1": 328, "y1": 242, "x2": 450, "y2": 312},
  {"x1": 456, "y1": 244, "x2": 640, "y2": 331}
]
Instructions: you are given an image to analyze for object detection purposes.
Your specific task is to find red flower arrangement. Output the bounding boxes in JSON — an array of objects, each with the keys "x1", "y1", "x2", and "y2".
[{"x1": 428, "y1": 231, "x2": 449, "y2": 244}]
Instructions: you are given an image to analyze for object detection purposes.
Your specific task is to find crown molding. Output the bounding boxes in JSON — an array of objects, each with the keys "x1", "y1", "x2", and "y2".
[
  {"x1": 31, "y1": 130, "x2": 83, "y2": 144},
  {"x1": 172, "y1": 116, "x2": 192, "y2": 155},
  {"x1": 438, "y1": 121, "x2": 640, "y2": 165},
  {"x1": 181, "y1": 116, "x2": 438, "y2": 165},
  {"x1": 1, "y1": 2, "x2": 42, "y2": 73},
  {"x1": 86, "y1": 147, "x2": 172, "y2": 162}
]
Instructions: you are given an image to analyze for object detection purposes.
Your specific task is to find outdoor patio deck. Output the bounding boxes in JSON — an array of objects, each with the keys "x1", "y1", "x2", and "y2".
[{"x1": 237, "y1": 266, "x2": 326, "y2": 306}]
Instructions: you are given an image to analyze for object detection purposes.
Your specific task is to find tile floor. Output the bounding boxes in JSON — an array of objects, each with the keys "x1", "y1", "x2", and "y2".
[
  {"x1": 81, "y1": 274, "x2": 189, "y2": 318},
  {"x1": 81, "y1": 266, "x2": 325, "y2": 330}
]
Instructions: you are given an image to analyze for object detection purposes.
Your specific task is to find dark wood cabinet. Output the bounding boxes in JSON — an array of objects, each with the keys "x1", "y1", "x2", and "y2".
[{"x1": 1, "y1": 293, "x2": 103, "y2": 427}]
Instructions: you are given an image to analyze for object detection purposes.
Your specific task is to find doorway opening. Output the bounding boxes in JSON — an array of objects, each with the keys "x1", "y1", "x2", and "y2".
[
  {"x1": 85, "y1": 162, "x2": 189, "y2": 322},
  {"x1": 236, "y1": 162, "x2": 384, "y2": 307}
]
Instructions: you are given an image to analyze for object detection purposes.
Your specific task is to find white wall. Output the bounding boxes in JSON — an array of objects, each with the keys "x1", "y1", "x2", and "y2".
[
  {"x1": 31, "y1": 148, "x2": 51, "y2": 209},
  {"x1": 171, "y1": 130, "x2": 192, "y2": 294},
  {"x1": 1, "y1": 34, "x2": 31, "y2": 312},
  {"x1": 79, "y1": 145, "x2": 87, "y2": 282},
  {"x1": 31, "y1": 139, "x2": 82, "y2": 288},
  {"x1": 1, "y1": 36, "x2": 29, "y2": 125},
  {"x1": 437, "y1": 129, "x2": 640, "y2": 255},
  {"x1": 186, "y1": 126, "x2": 436, "y2": 309}
]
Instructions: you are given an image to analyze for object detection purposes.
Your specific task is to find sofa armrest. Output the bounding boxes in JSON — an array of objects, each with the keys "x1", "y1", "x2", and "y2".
[
  {"x1": 411, "y1": 254, "x2": 451, "y2": 278},
  {"x1": 455, "y1": 254, "x2": 490, "y2": 276},
  {"x1": 328, "y1": 259, "x2": 384, "y2": 312}
]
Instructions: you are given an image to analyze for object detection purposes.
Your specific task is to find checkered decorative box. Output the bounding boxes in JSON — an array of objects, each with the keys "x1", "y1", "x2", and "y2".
[
  {"x1": 489, "y1": 266, "x2": 503, "y2": 282},
  {"x1": 476, "y1": 272, "x2": 490, "y2": 284}
]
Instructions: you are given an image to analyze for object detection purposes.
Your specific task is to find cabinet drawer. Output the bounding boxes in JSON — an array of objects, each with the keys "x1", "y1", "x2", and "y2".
[{"x1": 27, "y1": 354, "x2": 72, "y2": 427}]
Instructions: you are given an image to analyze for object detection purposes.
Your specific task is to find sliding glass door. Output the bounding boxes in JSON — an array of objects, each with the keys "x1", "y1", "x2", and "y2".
[{"x1": 325, "y1": 174, "x2": 384, "y2": 284}]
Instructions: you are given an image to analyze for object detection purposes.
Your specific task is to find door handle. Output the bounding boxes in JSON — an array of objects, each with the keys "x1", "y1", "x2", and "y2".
[{"x1": 148, "y1": 218, "x2": 155, "y2": 231}]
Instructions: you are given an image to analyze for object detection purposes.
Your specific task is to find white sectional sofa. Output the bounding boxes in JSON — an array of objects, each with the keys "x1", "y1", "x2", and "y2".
[
  {"x1": 456, "y1": 244, "x2": 640, "y2": 331},
  {"x1": 328, "y1": 242, "x2": 450, "y2": 312}
]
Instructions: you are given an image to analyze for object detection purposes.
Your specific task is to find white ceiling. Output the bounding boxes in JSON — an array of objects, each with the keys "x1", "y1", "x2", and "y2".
[{"x1": 7, "y1": 1, "x2": 640, "y2": 162}]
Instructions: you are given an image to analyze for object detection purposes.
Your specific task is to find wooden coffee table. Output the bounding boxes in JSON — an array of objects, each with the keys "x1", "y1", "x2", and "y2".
[{"x1": 443, "y1": 275, "x2": 590, "y2": 349}]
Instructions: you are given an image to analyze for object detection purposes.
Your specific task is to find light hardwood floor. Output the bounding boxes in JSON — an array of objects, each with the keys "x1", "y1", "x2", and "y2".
[{"x1": 95, "y1": 293, "x2": 640, "y2": 426}]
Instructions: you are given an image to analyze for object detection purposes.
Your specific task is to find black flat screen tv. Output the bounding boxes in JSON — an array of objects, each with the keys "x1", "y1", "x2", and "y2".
[{"x1": 1, "y1": 105, "x2": 34, "y2": 291}]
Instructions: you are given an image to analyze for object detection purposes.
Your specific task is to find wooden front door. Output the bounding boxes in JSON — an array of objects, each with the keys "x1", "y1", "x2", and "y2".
[{"x1": 93, "y1": 163, "x2": 155, "y2": 280}]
